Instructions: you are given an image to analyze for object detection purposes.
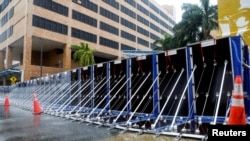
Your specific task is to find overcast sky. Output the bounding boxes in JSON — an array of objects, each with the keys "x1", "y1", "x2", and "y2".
[{"x1": 155, "y1": 0, "x2": 218, "y2": 22}]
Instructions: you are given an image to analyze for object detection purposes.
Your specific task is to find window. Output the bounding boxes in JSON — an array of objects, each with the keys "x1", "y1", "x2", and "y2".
[
  {"x1": 32, "y1": 15, "x2": 68, "y2": 35},
  {"x1": 121, "y1": 44, "x2": 135, "y2": 50},
  {"x1": 150, "y1": 22, "x2": 160, "y2": 33},
  {"x1": 34, "y1": 0, "x2": 69, "y2": 16},
  {"x1": 137, "y1": 4, "x2": 149, "y2": 16},
  {"x1": 149, "y1": 2, "x2": 159, "y2": 14},
  {"x1": 72, "y1": 10, "x2": 97, "y2": 27},
  {"x1": 100, "y1": 22, "x2": 119, "y2": 35},
  {"x1": 137, "y1": 37, "x2": 149, "y2": 47},
  {"x1": 121, "y1": 5, "x2": 136, "y2": 19},
  {"x1": 72, "y1": 0, "x2": 98, "y2": 13},
  {"x1": 0, "y1": 0, "x2": 11, "y2": 13},
  {"x1": 0, "y1": 7, "x2": 14, "y2": 27},
  {"x1": 137, "y1": 14, "x2": 149, "y2": 26},
  {"x1": 100, "y1": 37, "x2": 119, "y2": 49},
  {"x1": 121, "y1": 18, "x2": 136, "y2": 31},
  {"x1": 121, "y1": 30, "x2": 136, "y2": 41},
  {"x1": 125, "y1": 0, "x2": 136, "y2": 7},
  {"x1": 100, "y1": 7, "x2": 119, "y2": 23},
  {"x1": 102, "y1": 0, "x2": 119, "y2": 10},
  {"x1": 150, "y1": 33, "x2": 160, "y2": 40},
  {"x1": 137, "y1": 26, "x2": 149, "y2": 37},
  {"x1": 150, "y1": 12, "x2": 159, "y2": 23},
  {"x1": 71, "y1": 28, "x2": 97, "y2": 43},
  {"x1": 0, "y1": 26, "x2": 13, "y2": 43}
]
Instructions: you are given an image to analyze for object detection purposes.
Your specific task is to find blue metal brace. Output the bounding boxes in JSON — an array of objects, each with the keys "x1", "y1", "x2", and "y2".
[
  {"x1": 243, "y1": 45, "x2": 250, "y2": 115},
  {"x1": 91, "y1": 65, "x2": 95, "y2": 108},
  {"x1": 126, "y1": 59, "x2": 132, "y2": 113},
  {"x1": 152, "y1": 54, "x2": 160, "y2": 116},
  {"x1": 77, "y1": 68, "x2": 81, "y2": 104},
  {"x1": 186, "y1": 47, "x2": 195, "y2": 132},
  {"x1": 106, "y1": 62, "x2": 110, "y2": 111}
]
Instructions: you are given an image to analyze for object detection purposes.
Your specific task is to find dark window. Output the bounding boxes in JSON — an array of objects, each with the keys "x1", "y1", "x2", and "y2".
[
  {"x1": 137, "y1": 14, "x2": 149, "y2": 26},
  {"x1": 150, "y1": 22, "x2": 160, "y2": 33},
  {"x1": 100, "y1": 7, "x2": 119, "y2": 23},
  {"x1": 160, "y1": 19, "x2": 173, "y2": 32},
  {"x1": 125, "y1": 0, "x2": 136, "y2": 7},
  {"x1": 121, "y1": 5, "x2": 136, "y2": 19},
  {"x1": 0, "y1": 7, "x2": 14, "y2": 27},
  {"x1": 102, "y1": 0, "x2": 119, "y2": 10},
  {"x1": 150, "y1": 12, "x2": 159, "y2": 23},
  {"x1": 137, "y1": 37, "x2": 149, "y2": 47},
  {"x1": 137, "y1": 4, "x2": 149, "y2": 16},
  {"x1": 72, "y1": 0, "x2": 98, "y2": 13},
  {"x1": 150, "y1": 33, "x2": 160, "y2": 40},
  {"x1": 160, "y1": 10, "x2": 176, "y2": 25},
  {"x1": 121, "y1": 44, "x2": 135, "y2": 50},
  {"x1": 141, "y1": 0, "x2": 149, "y2": 5},
  {"x1": 0, "y1": 26, "x2": 13, "y2": 43},
  {"x1": 100, "y1": 37, "x2": 119, "y2": 49},
  {"x1": 34, "y1": 0, "x2": 69, "y2": 16},
  {"x1": 149, "y1": 2, "x2": 159, "y2": 13},
  {"x1": 121, "y1": 18, "x2": 136, "y2": 31},
  {"x1": 71, "y1": 28, "x2": 97, "y2": 43},
  {"x1": 32, "y1": 15, "x2": 68, "y2": 35},
  {"x1": 137, "y1": 26, "x2": 149, "y2": 37},
  {"x1": 100, "y1": 22, "x2": 119, "y2": 35},
  {"x1": 121, "y1": 30, "x2": 136, "y2": 42},
  {"x1": 0, "y1": 0, "x2": 11, "y2": 13},
  {"x1": 72, "y1": 10, "x2": 97, "y2": 27}
]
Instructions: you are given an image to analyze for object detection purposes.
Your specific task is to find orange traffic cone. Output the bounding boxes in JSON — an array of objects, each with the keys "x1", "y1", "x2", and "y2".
[
  {"x1": 33, "y1": 94, "x2": 42, "y2": 114},
  {"x1": 228, "y1": 75, "x2": 246, "y2": 125},
  {"x1": 4, "y1": 105, "x2": 9, "y2": 118},
  {"x1": 4, "y1": 94, "x2": 10, "y2": 106}
]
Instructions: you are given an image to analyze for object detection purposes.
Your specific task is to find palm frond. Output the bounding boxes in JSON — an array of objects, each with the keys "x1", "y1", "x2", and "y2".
[{"x1": 71, "y1": 42, "x2": 96, "y2": 66}]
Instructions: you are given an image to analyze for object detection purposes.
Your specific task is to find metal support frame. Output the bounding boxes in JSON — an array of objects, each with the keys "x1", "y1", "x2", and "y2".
[
  {"x1": 152, "y1": 54, "x2": 160, "y2": 116},
  {"x1": 91, "y1": 66, "x2": 95, "y2": 108},
  {"x1": 126, "y1": 59, "x2": 131, "y2": 113},
  {"x1": 105, "y1": 62, "x2": 110, "y2": 111},
  {"x1": 243, "y1": 45, "x2": 250, "y2": 115},
  {"x1": 78, "y1": 68, "x2": 81, "y2": 104},
  {"x1": 186, "y1": 47, "x2": 195, "y2": 132}
]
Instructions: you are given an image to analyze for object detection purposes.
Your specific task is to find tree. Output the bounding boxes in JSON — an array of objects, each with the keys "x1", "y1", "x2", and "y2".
[
  {"x1": 153, "y1": 33, "x2": 177, "y2": 51},
  {"x1": 70, "y1": 42, "x2": 96, "y2": 66},
  {"x1": 173, "y1": 0, "x2": 218, "y2": 47},
  {"x1": 153, "y1": 0, "x2": 218, "y2": 50}
]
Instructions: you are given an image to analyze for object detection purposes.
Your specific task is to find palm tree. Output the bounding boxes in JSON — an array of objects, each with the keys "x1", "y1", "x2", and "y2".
[
  {"x1": 173, "y1": 0, "x2": 218, "y2": 46},
  {"x1": 153, "y1": 33, "x2": 177, "y2": 51},
  {"x1": 70, "y1": 42, "x2": 96, "y2": 66}
]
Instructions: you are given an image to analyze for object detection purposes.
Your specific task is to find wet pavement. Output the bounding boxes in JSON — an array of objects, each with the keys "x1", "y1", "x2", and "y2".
[
  {"x1": 0, "y1": 102, "x2": 120, "y2": 141},
  {"x1": 0, "y1": 101, "x2": 199, "y2": 141}
]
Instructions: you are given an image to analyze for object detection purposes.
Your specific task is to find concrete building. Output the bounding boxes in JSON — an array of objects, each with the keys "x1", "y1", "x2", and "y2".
[{"x1": 0, "y1": 0, "x2": 175, "y2": 84}]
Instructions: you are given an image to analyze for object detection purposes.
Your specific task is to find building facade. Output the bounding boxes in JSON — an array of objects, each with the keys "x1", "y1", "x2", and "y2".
[{"x1": 0, "y1": 0, "x2": 175, "y2": 84}]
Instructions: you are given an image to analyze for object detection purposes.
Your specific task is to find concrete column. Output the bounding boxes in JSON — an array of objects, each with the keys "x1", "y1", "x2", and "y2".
[
  {"x1": 6, "y1": 46, "x2": 13, "y2": 69},
  {"x1": 0, "y1": 51, "x2": 5, "y2": 70},
  {"x1": 63, "y1": 44, "x2": 71, "y2": 71},
  {"x1": 23, "y1": 35, "x2": 32, "y2": 81}
]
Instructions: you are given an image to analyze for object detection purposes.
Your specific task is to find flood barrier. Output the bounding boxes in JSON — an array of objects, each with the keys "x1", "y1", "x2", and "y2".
[{"x1": 1, "y1": 36, "x2": 250, "y2": 140}]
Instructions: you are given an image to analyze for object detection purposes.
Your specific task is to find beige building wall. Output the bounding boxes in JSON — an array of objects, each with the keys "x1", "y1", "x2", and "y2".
[{"x1": 0, "y1": 0, "x2": 175, "y2": 82}]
